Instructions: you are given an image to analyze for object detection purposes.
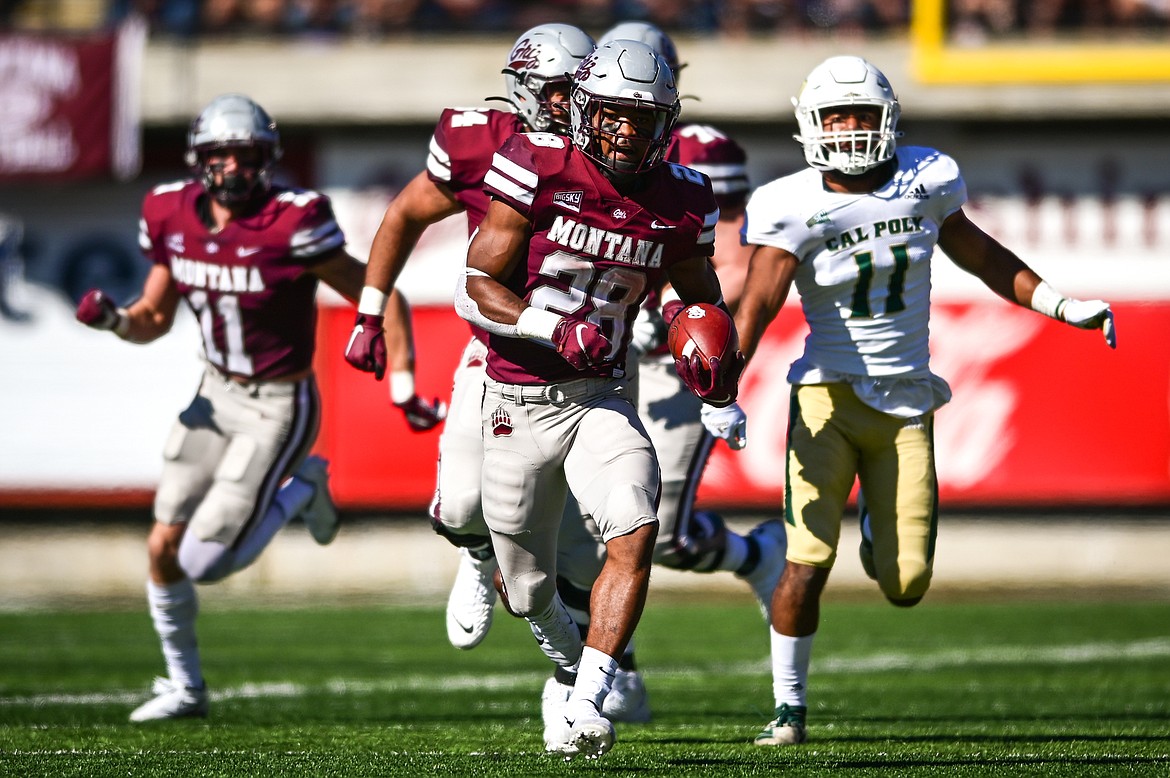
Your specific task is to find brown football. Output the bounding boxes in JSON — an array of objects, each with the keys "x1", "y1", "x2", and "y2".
[{"x1": 667, "y1": 302, "x2": 738, "y2": 369}]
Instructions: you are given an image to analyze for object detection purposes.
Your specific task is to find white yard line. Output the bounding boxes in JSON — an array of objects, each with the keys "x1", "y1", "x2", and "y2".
[{"x1": 4, "y1": 637, "x2": 1168, "y2": 708}]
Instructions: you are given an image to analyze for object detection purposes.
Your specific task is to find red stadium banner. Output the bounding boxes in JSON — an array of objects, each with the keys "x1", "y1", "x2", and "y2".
[
  {"x1": 0, "y1": 19, "x2": 144, "y2": 182},
  {"x1": 314, "y1": 301, "x2": 1170, "y2": 511}
]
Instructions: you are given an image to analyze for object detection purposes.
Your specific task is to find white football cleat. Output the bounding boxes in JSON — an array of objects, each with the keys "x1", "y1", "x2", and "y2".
[
  {"x1": 129, "y1": 676, "x2": 208, "y2": 722},
  {"x1": 541, "y1": 675, "x2": 574, "y2": 751},
  {"x1": 527, "y1": 597, "x2": 582, "y2": 667},
  {"x1": 738, "y1": 519, "x2": 787, "y2": 620},
  {"x1": 601, "y1": 667, "x2": 651, "y2": 723},
  {"x1": 559, "y1": 702, "x2": 615, "y2": 760},
  {"x1": 754, "y1": 703, "x2": 808, "y2": 746},
  {"x1": 296, "y1": 456, "x2": 340, "y2": 545},
  {"x1": 446, "y1": 548, "x2": 498, "y2": 650}
]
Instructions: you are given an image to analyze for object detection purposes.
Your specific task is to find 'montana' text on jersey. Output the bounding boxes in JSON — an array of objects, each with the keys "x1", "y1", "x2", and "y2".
[{"x1": 547, "y1": 215, "x2": 665, "y2": 268}]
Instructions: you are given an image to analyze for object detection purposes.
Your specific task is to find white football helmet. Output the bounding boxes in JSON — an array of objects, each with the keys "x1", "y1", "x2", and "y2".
[
  {"x1": 570, "y1": 40, "x2": 680, "y2": 175},
  {"x1": 793, "y1": 56, "x2": 901, "y2": 176},
  {"x1": 502, "y1": 24, "x2": 596, "y2": 134},
  {"x1": 598, "y1": 21, "x2": 682, "y2": 76},
  {"x1": 185, "y1": 94, "x2": 282, "y2": 204}
]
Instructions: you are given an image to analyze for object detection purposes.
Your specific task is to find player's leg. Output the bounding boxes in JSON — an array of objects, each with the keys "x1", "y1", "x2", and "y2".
[
  {"x1": 756, "y1": 384, "x2": 857, "y2": 746},
  {"x1": 639, "y1": 359, "x2": 786, "y2": 618},
  {"x1": 176, "y1": 377, "x2": 320, "y2": 582},
  {"x1": 856, "y1": 411, "x2": 938, "y2": 606},
  {"x1": 555, "y1": 502, "x2": 651, "y2": 723},
  {"x1": 561, "y1": 392, "x2": 660, "y2": 758},
  {"x1": 480, "y1": 383, "x2": 582, "y2": 667},
  {"x1": 432, "y1": 339, "x2": 499, "y2": 649},
  {"x1": 131, "y1": 373, "x2": 225, "y2": 722}
]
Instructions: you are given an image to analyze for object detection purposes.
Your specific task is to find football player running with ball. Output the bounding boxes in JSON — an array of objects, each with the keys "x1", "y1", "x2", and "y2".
[
  {"x1": 343, "y1": 24, "x2": 655, "y2": 741},
  {"x1": 603, "y1": 17, "x2": 788, "y2": 660},
  {"x1": 75, "y1": 94, "x2": 403, "y2": 722},
  {"x1": 734, "y1": 56, "x2": 1116, "y2": 746},
  {"x1": 456, "y1": 40, "x2": 743, "y2": 759}
]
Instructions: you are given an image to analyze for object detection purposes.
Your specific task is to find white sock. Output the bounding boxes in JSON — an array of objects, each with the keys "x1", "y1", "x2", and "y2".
[
  {"x1": 147, "y1": 578, "x2": 203, "y2": 690},
  {"x1": 570, "y1": 646, "x2": 618, "y2": 714},
  {"x1": 771, "y1": 629, "x2": 814, "y2": 708}
]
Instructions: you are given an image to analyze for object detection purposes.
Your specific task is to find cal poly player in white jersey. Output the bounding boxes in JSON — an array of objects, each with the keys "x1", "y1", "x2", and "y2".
[{"x1": 734, "y1": 56, "x2": 1116, "y2": 747}]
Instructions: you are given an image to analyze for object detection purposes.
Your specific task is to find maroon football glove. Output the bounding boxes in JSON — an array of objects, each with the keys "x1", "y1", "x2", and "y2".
[
  {"x1": 675, "y1": 350, "x2": 746, "y2": 408},
  {"x1": 552, "y1": 317, "x2": 610, "y2": 370},
  {"x1": 344, "y1": 313, "x2": 387, "y2": 380},
  {"x1": 661, "y1": 299, "x2": 685, "y2": 327},
  {"x1": 395, "y1": 395, "x2": 448, "y2": 432},
  {"x1": 75, "y1": 289, "x2": 122, "y2": 331}
]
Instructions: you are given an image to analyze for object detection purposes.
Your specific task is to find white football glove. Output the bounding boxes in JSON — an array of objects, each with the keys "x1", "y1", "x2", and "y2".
[
  {"x1": 700, "y1": 402, "x2": 747, "y2": 451},
  {"x1": 1062, "y1": 298, "x2": 1116, "y2": 349},
  {"x1": 628, "y1": 305, "x2": 667, "y2": 356}
]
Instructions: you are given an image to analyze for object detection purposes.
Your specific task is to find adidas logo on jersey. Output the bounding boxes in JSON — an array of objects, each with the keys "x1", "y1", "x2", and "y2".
[{"x1": 904, "y1": 184, "x2": 929, "y2": 200}]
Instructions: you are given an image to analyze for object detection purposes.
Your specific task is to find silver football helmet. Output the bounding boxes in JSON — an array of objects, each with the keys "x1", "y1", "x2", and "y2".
[
  {"x1": 185, "y1": 94, "x2": 282, "y2": 204},
  {"x1": 792, "y1": 56, "x2": 901, "y2": 176},
  {"x1": 570, "y1": 40, "x2": 680, "y2": 175},
  {"x1": 598, "y1": 21, "x2": 682, "y2": 77},
  {"x1": 502, "y1": 23, "x2": 595, "y2": 134}
]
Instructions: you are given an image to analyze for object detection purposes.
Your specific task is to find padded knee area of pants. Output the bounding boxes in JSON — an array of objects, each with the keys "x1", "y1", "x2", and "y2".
[
  {"x1": 178, "y1": 535, "x2": 233, "y2": 583},
  {"x1": 500, "y1": 567, "x2": 556, "y2": 618},
  {"x1": 590, "y1": 482, "x2": 658, "y2": 543},
  {"x1": 877, "y1": 561, "x2": 932, "y2": 602}
]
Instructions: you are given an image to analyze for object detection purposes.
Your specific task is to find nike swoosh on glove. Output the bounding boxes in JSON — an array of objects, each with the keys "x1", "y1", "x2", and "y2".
[
  {"x1": 552, "y1": 317, "x2": 609, "y2": 370},
  {"x1": 700, "y1": 402, "x2": 747, "y2": 450},
  {"x1": 344, "y1": 313, "x2": 387, "y2": 379}
]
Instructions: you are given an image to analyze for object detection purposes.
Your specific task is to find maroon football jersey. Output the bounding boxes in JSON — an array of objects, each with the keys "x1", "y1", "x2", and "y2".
[
  {"x1": 139, "y1": 180, "x2": 344, "y2": 381},
  {"x1": 481, "y1": 132, "x2": 718, "y2": 384},
  {"x1": 427, "y1": 107, "x2": 527, "y2": 235}
]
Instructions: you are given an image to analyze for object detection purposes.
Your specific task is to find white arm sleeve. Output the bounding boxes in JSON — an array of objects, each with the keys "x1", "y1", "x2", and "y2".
[{"x1": 454, "y1": 268, "x2": 521, "y2": 338}]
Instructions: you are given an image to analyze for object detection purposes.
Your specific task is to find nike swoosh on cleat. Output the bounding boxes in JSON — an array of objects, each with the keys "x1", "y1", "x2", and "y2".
[{"x1": 451, "y1": 617, "x2": 474, "y2": 634}]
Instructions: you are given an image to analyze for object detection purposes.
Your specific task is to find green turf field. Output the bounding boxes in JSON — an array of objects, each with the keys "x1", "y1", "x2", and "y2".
[{"x1": 1, "y1": 595, "x2": 1167, "y2": 776}]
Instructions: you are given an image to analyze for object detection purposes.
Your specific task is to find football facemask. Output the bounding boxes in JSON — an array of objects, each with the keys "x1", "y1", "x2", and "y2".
[
  {"x1": 185, "y1": 93, "x2": 281, "y2": 204},
  {"x1": 793, "y1": 56, "x2": 901, "y2": 176},
  {"x1": 571, "y1": 41, "x2": 680, "y2": 175}
]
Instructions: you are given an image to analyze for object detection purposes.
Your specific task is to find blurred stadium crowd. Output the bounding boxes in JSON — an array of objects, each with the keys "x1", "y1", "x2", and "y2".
[{"x1": 3, "y1": 0, "x2": 1167, "y2": 39}]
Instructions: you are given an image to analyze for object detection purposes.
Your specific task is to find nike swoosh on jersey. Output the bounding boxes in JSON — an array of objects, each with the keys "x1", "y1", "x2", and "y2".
[
  {"x1": 237, "y1": 246, "x2": 261, "y2": 257},
  {"x1": 650, "y1": 220, "x2": 676, "y2": 230}
]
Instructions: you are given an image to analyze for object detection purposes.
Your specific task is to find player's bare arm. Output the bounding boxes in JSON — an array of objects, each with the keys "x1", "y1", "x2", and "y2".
[
  {"x1": 664, "y1": 255, "x2": 724, "y2": 308},
  {"x1": 464, "y1": 198, "x2": 533, "y2": 327},
  {"x1": 937, "y1": 208, "x2": 1041, "y2": 306},
  {"x1": 310, "y1": 248, "x2": 367, "y2": 304},
  {"x1": 940, "y1": 208, "x2": 1115, "y2": 346},
  {"x1": 119, "y1": 264, "x2": 182, "y2": 343},
  {"x1": 365, "y1": 172, "x2": 463, "y2": 294},
  {"x1": 733, "y1": 245, "x2": 798, "y2": 362}
]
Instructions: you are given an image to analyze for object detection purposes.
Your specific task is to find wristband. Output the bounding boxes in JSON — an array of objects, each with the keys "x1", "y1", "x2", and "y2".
[
  {"x1": 113, "y1": 308, "x2": 132, "y2": 339},
  {"x1": 516, "y1": 307, "x2": 562, "y2": 341},
  {"x1": 358, "y1": 286, "x2": 389, "y2": 316},
  {"x1": 1030, "y1": 281, "x2": 1068, "y2": 321},
  {"x1": 390, "y1": 370, "x2": 415, "y2": 405}
]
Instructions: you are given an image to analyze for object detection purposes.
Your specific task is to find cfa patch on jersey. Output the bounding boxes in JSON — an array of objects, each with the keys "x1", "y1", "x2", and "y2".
[
  {"x1": 553, "y1": 190, "x2": 583, "y2": 213},
  {"x1": 805, "y1": 209, "x2": 831, "y2": 228}
]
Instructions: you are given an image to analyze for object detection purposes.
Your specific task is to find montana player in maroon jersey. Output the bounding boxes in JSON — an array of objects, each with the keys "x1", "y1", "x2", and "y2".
[
  {"x1": 457, "y1": 40, "x2": 742, "y2": 759},
  {"x1": 74, "y1": 94, "x2": 402, "y2": 722}
]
